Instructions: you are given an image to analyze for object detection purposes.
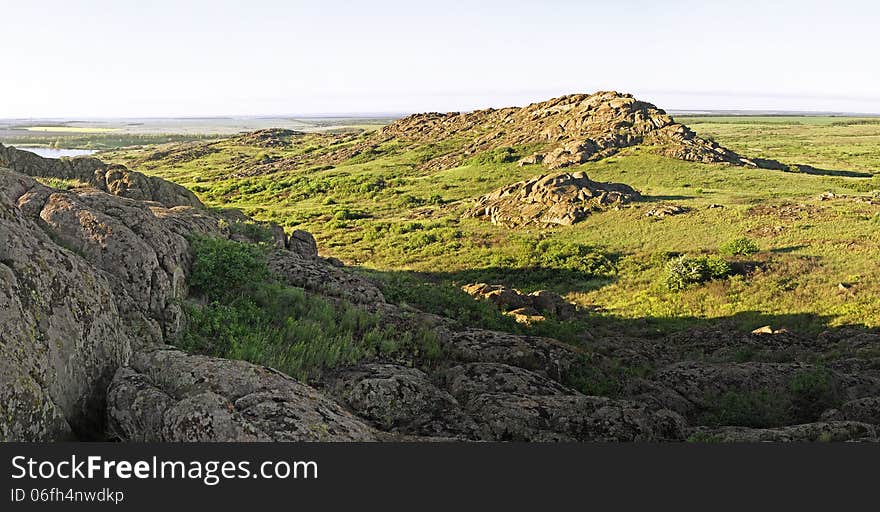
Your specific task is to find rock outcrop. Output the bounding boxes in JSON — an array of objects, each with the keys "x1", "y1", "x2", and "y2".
[
  {"x1": 0, "y1": 149, "x2": 389, "y2": 440},
  {"x1": 0, "y1": 143, "x2": 201, "y2": 207},
  {"x1": 461, "y1": 283, "x2": 576, "y2": 321},
  {"x1": 107, "y1": 347, "x2": 378, "y2": 441},
  {"x1": 465, "y1": 171, "x2": 640, "y2": 227},
  {"x1": 377, "y1": 91, "x2": 766, "y2": 171},
  {"x1": 692, "y1": 422, "x2": 878, "y2": 442},
  {"x1": 243, "y1": 91, "x2": 795, "y2": 176}
]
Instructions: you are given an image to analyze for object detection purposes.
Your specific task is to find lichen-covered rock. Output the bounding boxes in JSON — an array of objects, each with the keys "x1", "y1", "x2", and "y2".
[
  {"x1": 440, "y1": 328, "x2": 582, "y2": 381},
  {"x1": 441, "y1": 363, "x2": 575, "y2": 401},
  {"x1": 461, "y1": 283, "x2": 576, "y2": 319},
  {"x1": 0, "y1": 177, "x2": 132, "y2": 440},
  {"x1": 638, "y1": 361, "x2": 880, "y2": 420},
  {"x1": 691, "y1": 421, "x2": 878, "y2": 442},
  {"x1": 466, "y1": 393, "x2": 686, "y2": 442},
  {"x1": 644, "y1": 204, "x2": 689, "y2": 218},
  {"x1": 107, "y1": 347, "x2": 378, "y2": 442},
  {"x1": 465, "y1": 171, "x2": 640, "y2": 227},
  {"x1": 823, "y1": 397, "x2": 880, "y2": 424},
  {"x1": 287, "y1": 229, "x2": 318, "y2": 258},
  {"x1": 268, "y1": 248, "x2": 385, "y2": 304},
  {"x1": 324, "y1": 363, "x2": 477, "y2": 438}
]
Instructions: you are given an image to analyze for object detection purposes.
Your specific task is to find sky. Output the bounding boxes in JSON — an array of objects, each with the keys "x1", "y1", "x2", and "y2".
[{"x1": 2, "y1": 0, "x2": 879, "y2": 117}]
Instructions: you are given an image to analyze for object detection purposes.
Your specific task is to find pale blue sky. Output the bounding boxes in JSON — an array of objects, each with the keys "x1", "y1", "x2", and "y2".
[{"x1": 2, "y1": 0, "x2": 878, "y2": 117}]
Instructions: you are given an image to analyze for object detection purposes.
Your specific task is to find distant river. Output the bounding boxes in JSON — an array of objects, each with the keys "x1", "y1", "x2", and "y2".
[{"x1": 11, "y1": 146, "x2": 98, "y2": 158}]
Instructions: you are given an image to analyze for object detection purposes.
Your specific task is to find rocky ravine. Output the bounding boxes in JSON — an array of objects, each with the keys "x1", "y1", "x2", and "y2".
[{"x1": 2, "y1": 145, "x2": 879, "y2": 442}]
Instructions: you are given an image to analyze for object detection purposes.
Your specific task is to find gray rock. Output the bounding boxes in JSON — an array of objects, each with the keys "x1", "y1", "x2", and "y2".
[
  {"x1": 0, "y1": 143, "x2": 201, "y2": 208},
  {"x1": 692, "y1": 421, "x2": 878, "y2": 442},
  {"x1": 0, "y1": 177, "x2": 132, "y2": 440},
  {"x1": 107, "y1": 347, "x2": 378, "y2": 442},
  {"x1": 268, "y1": 248, "x2": 385, "y2": 304},
  {"x1": 288, "y1": 229, "x2": 318, "y2": 258},
  {"x1": 442, "y1": 362, "x2": 575, "y2": 401},
  {"x1": 324, "y1": 363, "x2": 476, "y2": 438},
  {"x1": 464, "y1": 171, "x2": 640, "y2": 227},
  {"x1": 466, "y1": 393, "x2": 686, "y2": 442},
  {"x1": 440, "y1": 328, "x2": 581, "y2": 381}
]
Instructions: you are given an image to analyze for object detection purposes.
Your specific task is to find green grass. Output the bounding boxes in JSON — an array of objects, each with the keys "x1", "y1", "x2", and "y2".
[
  {"x1": 179, "y1": 236, "x2": 441, "y2": 381},
  {"x1": 102, "y1": 116, "x2": 880, "y2": 339}
]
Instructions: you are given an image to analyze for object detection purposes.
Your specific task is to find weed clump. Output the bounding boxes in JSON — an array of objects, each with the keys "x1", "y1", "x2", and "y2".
[
  {"x1": 666, "y1": 255, "x2": 731, "y2": 291},
  {"x1": 720, "y1": 237, "x2": 760, "y2": 256}
]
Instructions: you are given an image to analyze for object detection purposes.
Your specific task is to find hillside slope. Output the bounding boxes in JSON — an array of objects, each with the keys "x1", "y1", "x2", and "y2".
[{"x1": 5, "y1": 133, "x2": 880, "y2": 441}]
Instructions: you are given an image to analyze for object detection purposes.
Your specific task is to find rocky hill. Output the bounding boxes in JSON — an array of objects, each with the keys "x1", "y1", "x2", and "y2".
[
  {"x1": 379, "y1": 91, "x2": 763, "y2": 170},
  {"x1": 3, "y1": 133, "x2": 880, "y2": 442},
  {"x1": 252, "y1": 91, "x2": 794, "y2": 176},
  {"x1": 0, "y1": 145, "x2": 686, "y2": 441}
]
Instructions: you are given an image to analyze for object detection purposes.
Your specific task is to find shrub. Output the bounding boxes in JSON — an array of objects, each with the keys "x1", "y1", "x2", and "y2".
[
  {"x1": 333, "y1": 208, "x2": 368, "y2": 221},
  {"x1": 788, "y1": 368, "x2": 840, "y2": 422},
  {"x1": 720, "y1": 237, "x2": 760, "y2": 256},
  {"x1": 188, "y1": 236, "x2": 269, "y2": 301},
  {"x1": 228, "y1": 220, "x2": 275, "y2": 243},
  {"x1": 665, "y1": 255, "x2": 731, "y2": 291}
]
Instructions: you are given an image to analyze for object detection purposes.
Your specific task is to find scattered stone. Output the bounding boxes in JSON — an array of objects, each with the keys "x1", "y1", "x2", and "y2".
[
  {"x1": 752, "y1": 325, "x2": 789, "y2": 335},
  {"x1": 507, "y1": 307, "x2": 546, "y2": 324},
  {"x1": 645, "y1": 204, "x2": 689, "y2": 218}
]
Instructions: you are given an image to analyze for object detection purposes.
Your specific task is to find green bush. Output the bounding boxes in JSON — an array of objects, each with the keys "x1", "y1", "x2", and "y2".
[
  {"x1": 720, "y1": 237, "x2": 760, "y2": 256},
  {"x1": 666, "y1": 255, "x2": 731, "y2": 291},
  {"x1": 788, "y1": 368, "x2": 840, "y2": 422},
  {"x1": 188, "y1": 236, "x2": 269, "y2": 301},
  {"x1": 468, "y1": 146, "x2": 519, "y2": 166}
]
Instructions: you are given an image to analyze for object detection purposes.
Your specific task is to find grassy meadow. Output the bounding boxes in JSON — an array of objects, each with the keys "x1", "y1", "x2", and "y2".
[{"x1": 99, "y1": 115, "x2": 880, "y2": 340}]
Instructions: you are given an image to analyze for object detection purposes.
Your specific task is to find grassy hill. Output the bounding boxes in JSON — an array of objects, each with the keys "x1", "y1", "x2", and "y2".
[{"x1": 99, "y1": 100, "x2": 880, "y2": 340}]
